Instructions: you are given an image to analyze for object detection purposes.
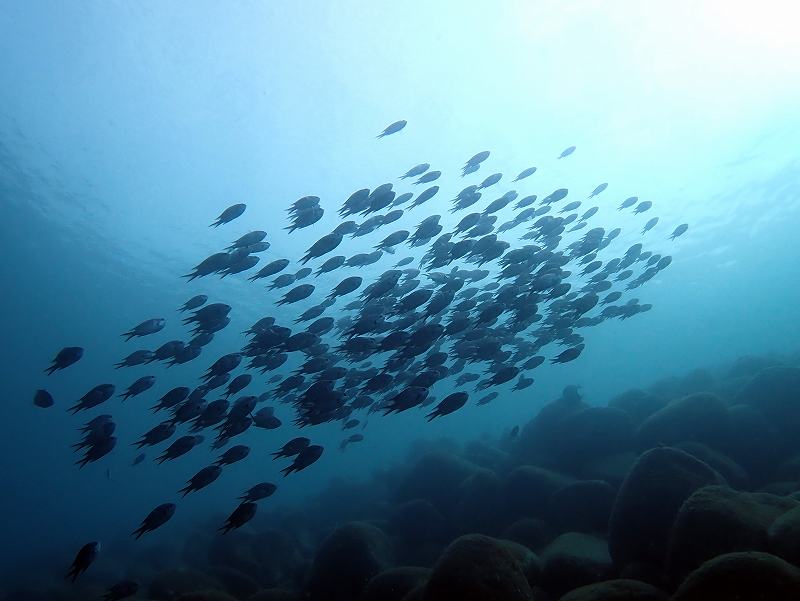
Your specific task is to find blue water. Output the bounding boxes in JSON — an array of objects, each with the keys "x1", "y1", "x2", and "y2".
[{"x1": 1, "y1": 1, "x2": 799, "y2": 590}]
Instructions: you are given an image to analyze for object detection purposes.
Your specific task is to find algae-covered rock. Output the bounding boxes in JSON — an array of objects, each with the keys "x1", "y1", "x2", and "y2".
[
  {"x1": 549, "y1": 480, "x2": 615, "y2": 534},
  {"x1": 558, "y1": 578, "x2": 668, "y2": 601},
  {"x1": 497, "y1": 538, "x2": 542, "y2": 587},
  {"x1": 769, "y1": 505, "x2": 800, "y2": 565},
  {"x1": 207, "y1": 566, "x2": 260, "y2": 600},
  {"x1": 722, "y1": 403, "x2": 781, "y2": 478},
  {"x1": 396, "y1": 452, "x2": 478, "y2": 512},
  {"x1": 175, "y1": 592, "x2": 238, "y2": 601},
  {"x1": 251, "y1": 528, "x2": 307, "y2": 588},
  {"x1": 515, "y1": 395, "x2": 588, "y2": 463},
  {"x1": 462, "y1": 440, "x2": 509, "y2": 471},
  {"x1": 305, "y1": 521, "x2": 392, "y2": 601},
  {"x1": 361, "y1": 567, "x2": 431, "y2": 601},
  {"x1": 247, "y1": 589, "x2": 304, "y2": 601},
  {"x1": 666, "y1": 485, "x2": 797, "y2": 583},
  {"x1": 553, "y1": 407, "x2": 634, "y2": 469},
  {"x1": 608, "y1": 447, "x2": 725, "y2": 568},
  {"x1": 637, "y1": 393, "x2": 729, "y2": 449},
  {"x1": 673, "y1": 441, "x2": 749, "y2": 489},
  {"x1": 608, "y1": 389, "x2": 668, "y2": 425},
  {"x1": 672, "y1": 551, "x2": 800, "y2": 601},
  {"x1": 389, "y1": 499, "x2": 448, "y2": 547},
  {"x1": 737, "y1": 366, "x2": 800, "y2": 424},
  {"x1": 452, "y1": 468, "x2": 504, "y2": 535},
  {"x1": 504, "y1": 465, "x2": 573, "y2": 521},
  {"x1": 423, "y1": 534, "x2": 535, "y2": 601},
  {"x1": 207, "y1": 531, "x2": 260, "y2": 581},
  {"x1": 539, "y1": 532, "x2": 613, "y2": 597},
  {"x1": 579, "y1": 452, "x2": 637, "y2": 487},
  {"x1": 149, "y1": 569, "x2": 222, "y2": 601},
  {"x1": 501, "y1": 518, "x2": 555, "y2": 553}
]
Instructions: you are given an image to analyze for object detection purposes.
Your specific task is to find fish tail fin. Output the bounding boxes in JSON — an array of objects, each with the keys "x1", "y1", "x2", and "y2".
[{"x1": 44, "y1": 364, "x2": 57, "y2": 375}]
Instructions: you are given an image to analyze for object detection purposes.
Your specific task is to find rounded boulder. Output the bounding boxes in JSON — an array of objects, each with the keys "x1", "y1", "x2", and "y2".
[
  {"x1": 305, "y1": 521, "x2": 393, "y2": 601},
  {"x1": 423, "y1": 534, "x2": 535, "y2": 601},
  {"x1": 608, "y1": 447, "x2": 725, "y2": 568},
  {"x1": 672, "y1": 551, "x2": 800, "y2": 601}
]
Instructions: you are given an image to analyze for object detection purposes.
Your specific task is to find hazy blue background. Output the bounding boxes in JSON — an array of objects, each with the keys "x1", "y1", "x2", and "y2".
[{"x1": 0, "y1": 0, "x2": 798, "y2": 581}]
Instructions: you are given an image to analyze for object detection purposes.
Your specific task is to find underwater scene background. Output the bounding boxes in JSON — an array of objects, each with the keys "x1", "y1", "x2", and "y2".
[{"x1": 1, "y1": 2, "x2": 800, "y2": 600}]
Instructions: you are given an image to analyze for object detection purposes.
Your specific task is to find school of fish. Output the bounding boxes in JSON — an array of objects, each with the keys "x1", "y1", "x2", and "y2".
[{"x1": 39, "y1": 120, "x2": 689, "y2": 593}]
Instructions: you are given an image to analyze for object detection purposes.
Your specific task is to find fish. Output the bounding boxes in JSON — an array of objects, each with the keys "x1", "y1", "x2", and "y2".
[
  {"x1": 281, "y1": 444, "x2": 324, "y2": 476},
  {"x1": 33, "y1": 389, "x2": 54, "y2": 408},
  {"x1": 132, "y1": 503, "x2": 176, "y2": 539},
  {"x1": 588, "y1": 183, "x2": 608, "y2": 198},
  {"x1": 239, "y1": 482, "x2": 277, "y2": 501},
  {"x1": 249, "y1": 258, "x2": 290, "y2": 281},
  {"x1": 210, "y1": 203, "x2": 246, "y2": 227},
  {"x1": 65, "y1": 541, "x2": 99, "y2": 582},
  {"x1": 377, "y1": 120, "x2": 407, "y2": 138},
  {"x1": 414, "y1": 171, "x2": 441, "y2": 185},
  {"x1": 426, "y1": 391, "x2": 469, "y2": 421},
  {"x1": 70, "y1": 384, "x2": 115, "y2": 414},
  {"x1": 219, "y1": 502, "x2": 257, "y2": 533},
  {"x1": 119, "y1": 376, "x2": 156, "y2": 401},
  {"x1": 45, "y1": 346, "x2": 84, "y2": 374},
  {"x1": 558, "y1": 145, "x2": 576, "y2": 158},
  {"x1": 513, "y1": 166, "x2": 537, "y2": 181},
  {"x1": 226, "y1": 230, "x2": 267, "y2": 250},
  {"x1": 179, "y1": 465, "x2": 223, "y2": 496},
  {"x1": 114, "y1": 350, "x2": 155, "y2": 369},
  {"x1": 339, "y1": 433, "x2": 364, "y2": 451},
  {"x1": 671, "y1": 223, "x2": 689, "y2": 240},
  {"x1": 642, "y1": 217, "x2": 659, "y2": 234},
  {"x1": 272, "y1": 437, "x2": 311, "y2": 459},
  {"x1": 122, "y1": 318, "x2": 165, "y2": 342},
  {"x1": 400, "y1": 163, "x2": 429, "y2": 179},
  {"x1": 301, "y1": 233, "x2": 343, "y2": 264}
]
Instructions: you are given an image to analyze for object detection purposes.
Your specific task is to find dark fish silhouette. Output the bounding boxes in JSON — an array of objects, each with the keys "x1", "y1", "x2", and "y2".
[
  {"x1": 588, "y1": 183, "x2": 608, "y2": 198},
  {"x1": 219, "y1": 502, "x2": 257, "y2": 534},
  {"x1": 281, "y1": 444, "x2": 324, "y2": 476},
  {"x1": 45, "y1": 346, "x2": 84, "y2": 374},
  {"x1": 377, "y1": 120, "x2": 407, "y2": 138},
  {"x1": 400, "y1": 163, "x2": 429, "y2": 179},
  {"x1": 671, "y1": 223, "x2": 689, "y2": 240},
  {"x1": 272, "y1": 437, "x2": 311, "y2": 459},
  {"x1": 179, "y1": 465, "x2": 223, "y2": 496},
  {"x1": 122, "y1": 318, "x2": 165, "y2": 342},
  {"x1": 513, "y1": 166, "x2": 536, "y2": 181},
  {"x1": 132, "y1": 503, "x2": 176, "y2": 539},
  {"x1": 426, "y1": 391, "x2": 468, "y2": 421},
  {"x1": 33, "y1": 389, "x2": 54, "y2": 408},
  {"x1": 558, "y1": 145, "x2": 576, "y2": 158},
  {"x1": 210, "y1": 203, "x2": 246, "y2": 227},
  {"x1": 66, "y1": 541, "x2": 99, "y2": 582},
  {"x1": 239, "y1": 482, "x2": 277, "y2": 501}
]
